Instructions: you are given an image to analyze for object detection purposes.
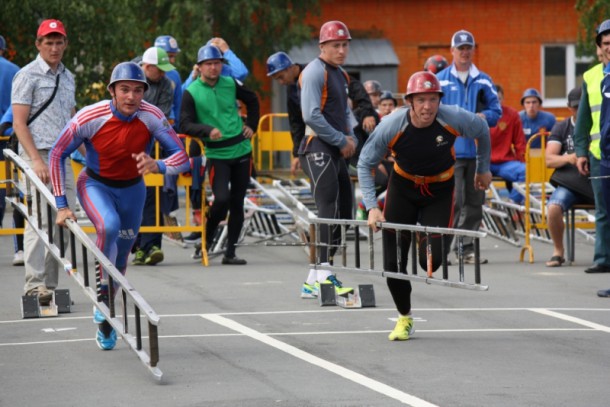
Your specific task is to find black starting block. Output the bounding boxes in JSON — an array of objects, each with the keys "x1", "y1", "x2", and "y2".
[
  {"x1": 318, "y1": 284, "x2": 376, "y2": 308},
  {"x1": 21, "y1": 289, "x2": 71, "y2": 319}
]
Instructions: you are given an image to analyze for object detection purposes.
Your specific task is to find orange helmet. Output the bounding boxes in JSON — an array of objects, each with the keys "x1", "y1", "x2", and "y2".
[
  {"x1": 319, "y1": 21, "x2": 351, "y2": 44},
  {"x1": 406, "y1": 71, "x2": 443, "y2": 97}
]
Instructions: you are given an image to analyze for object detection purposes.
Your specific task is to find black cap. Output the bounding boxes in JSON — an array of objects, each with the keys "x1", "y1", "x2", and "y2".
[{"x1": 568, "y1": 87, "x2": 581, "y2": 108}]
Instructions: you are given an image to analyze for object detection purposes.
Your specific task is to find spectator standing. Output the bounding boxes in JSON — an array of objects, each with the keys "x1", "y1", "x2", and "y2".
[
  {"x1": 0, "y1": 34, "x2": 20, "y2": 228},
  {"x1": 297, "y1": 21, "x2": 358, "y2": 297},
  {"x1": 363, "y1": 80, "x2": 382, "y2": 111},
  {"x1": 597, "y1": 63, "x2": 610, "y2": 295},
  {"x1": 180, "y1": 44, "x2": 260, "y2": 265},
  {"x1": 436, "y1": 29, "x2": 501, "y2": 264},
  {"x1": 182, "y1": 37, "x2": 250, "y2": 245},
  {"x1": 575, "y1": 19, "x2": 610, "y2": 275},
  {"x1": 131, "y1": 46, "x2": 176, "y2": 266},
  {"x1": 153, "y1": 35, "x2": 183, "y2": 128},
  {"x1": 11, "y1": 19, "x2": 76, "y2": 305}
]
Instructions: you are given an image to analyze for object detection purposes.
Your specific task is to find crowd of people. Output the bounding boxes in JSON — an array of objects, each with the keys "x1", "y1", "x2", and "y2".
[{"x1": 1, "y1": 17, "x2": 610, "y2": 350}]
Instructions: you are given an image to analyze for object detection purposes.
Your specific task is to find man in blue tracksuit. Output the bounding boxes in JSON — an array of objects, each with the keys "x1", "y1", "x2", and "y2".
[{"x1": 436, "y1": 29, "x2": 501, "y2": 264}]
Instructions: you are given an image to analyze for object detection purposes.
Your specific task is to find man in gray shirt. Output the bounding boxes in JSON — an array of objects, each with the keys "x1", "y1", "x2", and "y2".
[{"x1": 12, "y1": 19, "x2": 76, "y2": 305}]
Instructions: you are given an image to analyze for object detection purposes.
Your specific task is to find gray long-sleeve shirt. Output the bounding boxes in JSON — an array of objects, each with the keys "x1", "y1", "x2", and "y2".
[{"x1": 357, "y1": 104, "x2": 491, "y2": 210}]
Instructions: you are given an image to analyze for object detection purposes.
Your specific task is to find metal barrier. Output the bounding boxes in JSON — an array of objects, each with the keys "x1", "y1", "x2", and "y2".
[
  {"x1": 4, "y1": 149, "x2": 163, "y2": 380},
  {"x1": 1, "y1": 135, "x2": 209, "y2": 266},
  {"x1": 309, "y1": 218, "x2": 488, "y2": 291}
]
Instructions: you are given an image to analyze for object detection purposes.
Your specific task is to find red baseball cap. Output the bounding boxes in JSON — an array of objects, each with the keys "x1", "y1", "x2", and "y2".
[{"x1": 37, "y1": 19, "x2": 67, "y2": 37}]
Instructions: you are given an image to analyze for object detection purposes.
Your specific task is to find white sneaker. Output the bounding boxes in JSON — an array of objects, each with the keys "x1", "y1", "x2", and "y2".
[
  {"x1": 463, "y1": 252, "x2": 488, "y2": 264},
  {"x1": 13, "y1": 250, "x2": 24, "y2": 266}
]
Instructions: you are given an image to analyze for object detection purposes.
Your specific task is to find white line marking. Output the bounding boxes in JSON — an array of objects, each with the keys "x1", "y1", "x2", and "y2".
[
  {"x1": 2, "y1": 307, "x2": 610, "y2": 324},
  {"x1": 41, "y1": 327, "x2": 77, "y2": 333},
  {"x1": 202, "y1": 313, "x2": 439, "y2": 407},
  {"x1": 529, "y1": 308, "x2": 610, "y2": 332},
  {"x1": 0, "y1": 328, "x2": 596, "y2": 347}
]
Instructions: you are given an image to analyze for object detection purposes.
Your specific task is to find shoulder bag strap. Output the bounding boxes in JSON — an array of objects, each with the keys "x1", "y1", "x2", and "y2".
[{"x1": 27, "y1": 73, "x2": 61, "y2": 126}]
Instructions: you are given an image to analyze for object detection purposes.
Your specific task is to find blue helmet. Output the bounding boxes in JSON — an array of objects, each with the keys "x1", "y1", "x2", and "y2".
[
  {"x1": 154, "y1": 35, "x2": 180, "y2": 53},
  {"x1": 266, "y1": 52, "x2": 293, "y2": 76},
  {"x1": 197, "y1": 44, "x2": 225, "y2": 64},
  {"x1": 0, "y1": 35, "x2": 6, "y2": 51},
  {"x1": 596, "y1": 19, "x2": 610, "y2": 46},
  {"x1": 107, "y1": 62, "x2": 149, "y2": 92},
  {"x1": 520, "y1": 88, "x2": 542, "y2": 105}
]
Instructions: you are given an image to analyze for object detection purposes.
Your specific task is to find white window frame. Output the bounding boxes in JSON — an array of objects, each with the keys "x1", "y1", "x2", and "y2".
[{"x1": 542, "y1": 44, "x2": 594, "y2": 108}]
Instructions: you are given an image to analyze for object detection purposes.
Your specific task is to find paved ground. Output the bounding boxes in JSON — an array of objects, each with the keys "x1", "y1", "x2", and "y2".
[{"x1": 1, "y1": 225, "x2": 609, "y2": 407}]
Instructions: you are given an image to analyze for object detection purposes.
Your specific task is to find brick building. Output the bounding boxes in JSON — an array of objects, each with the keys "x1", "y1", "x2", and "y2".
[{"x1": 256, "y1": 0, "x2": 590, "y2": 119}]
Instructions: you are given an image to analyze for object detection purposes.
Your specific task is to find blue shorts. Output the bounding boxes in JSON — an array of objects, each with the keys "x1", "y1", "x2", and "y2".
[{"x1": 547, "y1": 185, "x2": 587, "y2": 212}]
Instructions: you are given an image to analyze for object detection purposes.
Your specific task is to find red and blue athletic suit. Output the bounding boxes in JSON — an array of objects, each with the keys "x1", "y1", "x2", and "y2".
[
  {"x1": 49, "y1": 100, "x2": 189, "y2": 294},
  {"x1": 358, "y1": 105, "x2": 490, "y2": 315}
]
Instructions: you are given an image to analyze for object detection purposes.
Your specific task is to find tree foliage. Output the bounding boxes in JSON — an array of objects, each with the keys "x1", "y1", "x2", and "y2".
[
  {"x1": 1, "y1": 0, "x2": 318, "y2": 106},
  {"x1": 575, "y1": 0, "x2": 610, "y2": 56}
]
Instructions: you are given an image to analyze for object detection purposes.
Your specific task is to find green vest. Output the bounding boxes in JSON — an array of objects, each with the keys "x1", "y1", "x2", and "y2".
[
  {"x1": 583, "y1": 63, "x2": 603, "y2": 159},
  {"x1": 186, "y1": 76, "x2": 251, "y2": 159}
]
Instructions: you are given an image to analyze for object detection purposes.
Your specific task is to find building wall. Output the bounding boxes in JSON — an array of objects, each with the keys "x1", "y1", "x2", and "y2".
[{"x1": 256, "y1": 0, "x2": 583, "y2": 119}]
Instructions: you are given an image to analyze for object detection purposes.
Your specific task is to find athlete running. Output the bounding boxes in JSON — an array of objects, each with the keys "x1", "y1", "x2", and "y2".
[
  {"x1": 358, "y1": 71, "x2": 491, "y2": 340},
  {"x1": 49, "y1": 62, "x2": 189, "y2": 350}
]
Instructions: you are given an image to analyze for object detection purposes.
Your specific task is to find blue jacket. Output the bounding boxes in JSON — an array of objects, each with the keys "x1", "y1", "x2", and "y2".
[
  {"x1": 519, "y1": 110, "x2": 556, "y2": 148},
  {"x1": 436, "y1": 63, "x2": 501, "y2": 159}
]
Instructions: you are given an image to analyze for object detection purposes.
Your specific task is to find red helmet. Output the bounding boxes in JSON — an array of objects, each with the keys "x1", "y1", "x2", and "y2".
[
  {"x1": 423, "y1": 55, "x2": 448, "y2": 74},
  {"x1": 406, "y1": 71, "x2": 443, "y2": 97},
  {"x1": 319, "y1": 21, "x2": 351, "y2": 44}
]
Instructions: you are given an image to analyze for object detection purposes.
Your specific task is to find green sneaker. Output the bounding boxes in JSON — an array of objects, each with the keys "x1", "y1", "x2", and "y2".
[
  {"x1": 388, "y1": 315, "x2": 415, "y2": 341},
  {"x1": 132, "y1": 249, "x2": 146, "y2": 265},
  {"x1": 321, "y1": 275, "x2": 353, "y2": 296},
  {"x1": 145, "y1": 246, "x2": 164, "y2": 265}
]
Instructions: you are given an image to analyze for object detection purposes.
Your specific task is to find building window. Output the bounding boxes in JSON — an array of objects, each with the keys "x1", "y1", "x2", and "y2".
[{"x1": 543, "y1": 45, "x2": 594, "y2": 108}]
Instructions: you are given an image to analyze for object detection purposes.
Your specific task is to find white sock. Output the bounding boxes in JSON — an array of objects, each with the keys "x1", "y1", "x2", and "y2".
[
  {"x1": 306, "y1": 269, "x2": 317, "y2": 285},
  {"x1": 317, "y1": 263, "x2": 332, "y2": 282}
]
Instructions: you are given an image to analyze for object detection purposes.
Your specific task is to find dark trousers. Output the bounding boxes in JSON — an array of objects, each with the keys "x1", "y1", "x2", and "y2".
[
  {"x1": 300, "y1": 152, "x2": 353, "y2": 264},
  {"x1": 383, "y1": 172, "x2": 454, "y2": 315},
  {"x1": 206, "y1": 153, "x2": 252, "y2": 258}
]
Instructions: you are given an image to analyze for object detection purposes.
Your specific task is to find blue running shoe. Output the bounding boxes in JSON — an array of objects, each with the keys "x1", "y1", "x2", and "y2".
[
  {"x1": 300, "y1": 282, "x2": 319, "y2": 298},
  {"x1": 96, "y1": 327, "x2": 117, "y2": 350},
  {"x1": 93, "y1": 307, "x2": 105, "y2": 324}
]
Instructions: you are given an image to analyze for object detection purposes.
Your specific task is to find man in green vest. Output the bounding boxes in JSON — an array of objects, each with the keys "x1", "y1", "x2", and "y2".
[
  {"x1": 180, "y1": 44, "x2": 260, "y2": 265},
  {"x1": 575, "y1": 19, "x2": 610, "y2": 274}
]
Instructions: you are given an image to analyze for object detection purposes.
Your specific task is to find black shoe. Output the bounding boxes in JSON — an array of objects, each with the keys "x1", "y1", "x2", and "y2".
[
  {"x1": 597, "y1": 289, "x2": 610, "y2": 297},
  {"x1": 222, "y1": 256, "x2": 247, "y2": 265},
  {"x1": 584, "y1": 264, "x2": 610, "y2": 273}
]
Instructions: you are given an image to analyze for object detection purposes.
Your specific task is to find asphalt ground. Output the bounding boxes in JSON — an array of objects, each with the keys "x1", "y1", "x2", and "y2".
[{"x1": 1, "y1": 226, "x2": 609, "y2": 407}]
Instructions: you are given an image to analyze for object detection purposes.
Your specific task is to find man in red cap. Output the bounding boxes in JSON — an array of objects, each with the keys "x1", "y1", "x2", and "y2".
[{"x1": 12, "y1": 19, "x2": 76, "y2": 306}]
